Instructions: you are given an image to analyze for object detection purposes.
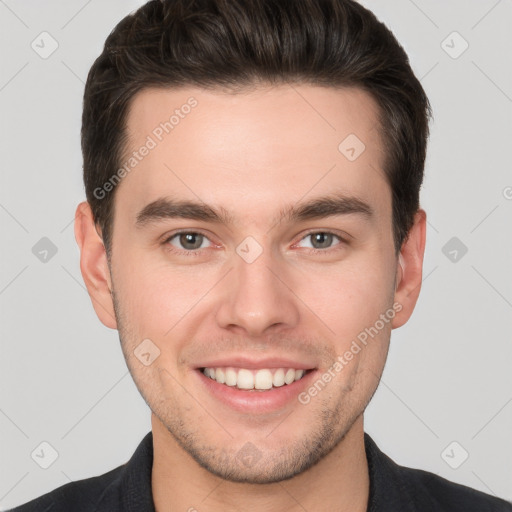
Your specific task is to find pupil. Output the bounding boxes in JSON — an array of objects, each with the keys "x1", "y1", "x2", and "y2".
[
  {"x1": 313, "y1": 233, "x2": 332, "y2": 249},
  {"x1": 180, "y1": 233, "x2": 202, "y2": 250}
]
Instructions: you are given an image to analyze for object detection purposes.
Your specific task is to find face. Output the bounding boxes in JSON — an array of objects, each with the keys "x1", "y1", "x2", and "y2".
[{"x1": 77, "y1": 84, "x2": 424, "y2": 484}]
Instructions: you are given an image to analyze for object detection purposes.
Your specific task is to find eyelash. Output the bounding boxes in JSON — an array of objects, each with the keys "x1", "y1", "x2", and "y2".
[{"x1": 162, "y1": 229, "x2": 348, "y2": 257}]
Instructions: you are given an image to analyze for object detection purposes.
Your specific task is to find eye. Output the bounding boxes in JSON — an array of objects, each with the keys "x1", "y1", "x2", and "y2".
[
  {"x1": 165, "y1": 232, "x2": 212, "y2": 252},
  {"x1": 296, "y1": 231, "x2": 343, "y2": 251}
]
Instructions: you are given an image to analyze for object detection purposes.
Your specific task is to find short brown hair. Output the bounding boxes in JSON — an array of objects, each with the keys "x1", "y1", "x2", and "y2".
[{"x1": 82, "y1": 0, "x2": 432, "y2": 256}]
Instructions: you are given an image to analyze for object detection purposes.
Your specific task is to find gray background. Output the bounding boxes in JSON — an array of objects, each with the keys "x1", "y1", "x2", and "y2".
[{"x1": 1, "y1": 0, "x2": 511, "y2": 508}]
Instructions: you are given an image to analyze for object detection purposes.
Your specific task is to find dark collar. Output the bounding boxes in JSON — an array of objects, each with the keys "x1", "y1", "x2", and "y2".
[
  {"x1": 364, "y1": 432, "x2": 419, "y2": 511},
  {"x1": 117, "y1": 431, "x2": 156, "y2": 511}
]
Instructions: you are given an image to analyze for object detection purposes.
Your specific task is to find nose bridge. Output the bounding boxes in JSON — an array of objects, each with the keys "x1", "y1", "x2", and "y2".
[{"x1": 215, "y1": 238, "x2": 300, "y2": 335}]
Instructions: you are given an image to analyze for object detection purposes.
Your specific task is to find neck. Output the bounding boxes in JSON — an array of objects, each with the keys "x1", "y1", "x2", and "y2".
[{"x1": 151, "y1": 413, "x2": 369, "y2": 512}]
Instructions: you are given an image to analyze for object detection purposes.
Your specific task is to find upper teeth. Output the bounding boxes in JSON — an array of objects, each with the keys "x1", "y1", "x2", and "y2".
[{"x1": 202, "y1": 367, "x2": 306, "y2": 390}]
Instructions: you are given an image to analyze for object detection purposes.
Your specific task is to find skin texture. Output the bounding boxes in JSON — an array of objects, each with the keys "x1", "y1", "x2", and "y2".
[{"x1": 75, "y1": 84, "x2": 426, "y2": 512}]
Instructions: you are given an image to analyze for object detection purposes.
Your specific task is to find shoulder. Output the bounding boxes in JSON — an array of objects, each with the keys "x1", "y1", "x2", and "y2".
[
  {"x1": 6, "y1": 431, "x2": 154, "y2": 512},
  {"x1": 364, "y1": 433, "x2": 512, "y2": 512},
  {"x1": 400, "y1": 464, "x2": 512, "y2": 511},
  {"x1": 5, "y1": 465, "x2": 124, "y2": 512}
]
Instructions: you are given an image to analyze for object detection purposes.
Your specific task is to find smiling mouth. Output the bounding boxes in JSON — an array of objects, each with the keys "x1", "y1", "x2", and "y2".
[{"x1": 199, "y1": 366, "x2": 314, "y2": 391}]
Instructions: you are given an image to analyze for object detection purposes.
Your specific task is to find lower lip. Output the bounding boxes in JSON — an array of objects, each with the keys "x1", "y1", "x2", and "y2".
[{"x1": 195, "y1": 368, "x2": 317, "y2": 414}]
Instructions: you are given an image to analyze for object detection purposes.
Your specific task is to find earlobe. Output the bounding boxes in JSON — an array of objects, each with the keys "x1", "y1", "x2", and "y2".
[
  {"x1": 392, "y1": 209, "x2": 427, "y2": 329},
  {"x1": 74, "y1": 201, "x2": 117, "y2": 329}
]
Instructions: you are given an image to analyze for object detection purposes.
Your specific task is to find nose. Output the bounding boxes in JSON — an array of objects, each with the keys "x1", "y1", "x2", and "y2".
[{"x1": 215, "y1": 245, "x2": 301, "y2": 337}]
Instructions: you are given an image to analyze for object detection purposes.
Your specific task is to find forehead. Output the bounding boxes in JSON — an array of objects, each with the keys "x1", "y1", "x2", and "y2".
[{"x1": 117, "y1": 84, "x2": 389, "y2": 224}]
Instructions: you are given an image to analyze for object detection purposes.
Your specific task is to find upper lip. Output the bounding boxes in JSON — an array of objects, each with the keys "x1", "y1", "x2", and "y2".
[{"x1": 195, "y1": 356, "x2": 317, "y2": 370}]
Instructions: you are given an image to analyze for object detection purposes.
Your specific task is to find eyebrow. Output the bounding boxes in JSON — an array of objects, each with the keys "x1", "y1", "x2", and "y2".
[{"x1": 135, "y1": 193, "x2": 374, "y2": 228}]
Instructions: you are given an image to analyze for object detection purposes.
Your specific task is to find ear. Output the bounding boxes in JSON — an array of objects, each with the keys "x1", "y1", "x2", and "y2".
[
  {"x1": 74, "y1": 201, "x2": 117, "y2": 329},
  {"x1": 392, "y1": 209, "x2": 427, "y2": 329}
]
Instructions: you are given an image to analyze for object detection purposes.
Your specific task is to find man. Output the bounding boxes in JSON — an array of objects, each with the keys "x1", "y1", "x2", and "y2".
[{"x1": 8, "y1": 0, "x2": 511, "y2": 510}]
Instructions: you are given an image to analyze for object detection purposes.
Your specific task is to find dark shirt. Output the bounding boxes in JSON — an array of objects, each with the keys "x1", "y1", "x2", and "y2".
[{"x1": 7, "y1": 431, "x2": 512, "y2": 511}]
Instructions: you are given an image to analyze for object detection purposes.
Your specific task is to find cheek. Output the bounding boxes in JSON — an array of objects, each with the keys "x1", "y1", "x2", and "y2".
[
  {"x1": 297, "y1": 259, "x2": 394, "y2": 336},
  {"x1": 113, "y1": 254, "x2": 218, "y2": 341}
]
